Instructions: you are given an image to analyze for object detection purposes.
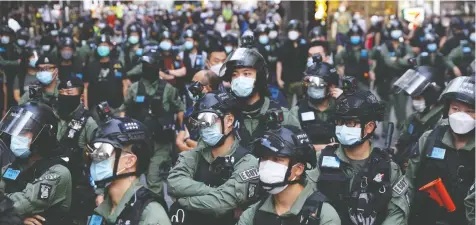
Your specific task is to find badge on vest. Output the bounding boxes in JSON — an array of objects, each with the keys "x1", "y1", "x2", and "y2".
[
  {"x1": 322, "y1": 156, "x2": 340, "y2": 168},
  {"x1": 135, "y1": 95, "x2": 145, "y2": 103},
  {"x1": 38, "y1": 183, "x2": 52, "y2": 200},
  {"x1": 428, "y1": 147, "x2": 446, "y2": 160},
  {"x1": 392, "y1": 177, "x2": 408, "y2": 195},
  {"x1": 248, "y1": 183, "x2": 257, "y2": 199},
  {"x1": 115, "y1": 71, "x2": 122, "y2": 78},
  {"x1": 0, "y1": 47, "x2": 5, "y2": 53},
  {"x1": 88, "y1": 214, "x2": 103, "y2": 225},
  {"x1": 373, "y1": 173, "x2": 384, "y2": 183},
  {"x1": 239, "y1": 168, "x2": 259, "y2": 181},
  {"x1": 76, "y1": 73, "x2": 83, "y2": 80},
  {"x1": 463, "y1": 47, "x2": 471, "y2": 53},
  {"x1": 3, "y1": 168, "x2": 20, "y2": 180},
  {"x1": 408, "y1": 124, "x2": 414, "y2": 135},
  {"x1": 301, "y1": 111, "x2": 315, "y2": 121}
]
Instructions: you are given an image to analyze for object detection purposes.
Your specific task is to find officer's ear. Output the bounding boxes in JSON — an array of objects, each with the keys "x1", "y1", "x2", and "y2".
[
  {"x1": 364, "y1": 121, "x2": 376, "y2": 136},
  {"x1": 290, "y1": 162, "x2": 305, "y2": 180},
  {"x1": 224, "y1": 113, "x2": 235, "y2": 130}
]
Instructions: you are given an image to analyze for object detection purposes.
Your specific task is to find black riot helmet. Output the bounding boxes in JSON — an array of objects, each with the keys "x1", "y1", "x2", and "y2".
[
  {"x1": 188, "y1": 91, "x2": 237, "y2": 147},
  {"x1": 223, "y1": 33, "x2": 239, "y2": 46},
  {"x1": 140, "y1": 48, "x2": 161, "y2": 81},
  {"x1": 88, "y1": 117, "x2": 153, "y2": 187},
  {"x1": 308, "y1": 26, "x2": 326, "y2": 41},
  {"x1": 253, "y1": 125, "x2": 315, "y2": 189},
  {"x1": 387, "y1": 19, "x2": 404, "y2": 40},
  {"x1": 439, "y1": 76, "x2": 475, "y2": 118},
  {"x1": 219, "y1": 34, "x2": 269, "y2": 98},
  {"x1": 183, "y1": 28, "x2": 199, "y2": 40},
  {"x1": 16, "y1": 28, "x2": 29, "y2": 41},
  {"x1": 96, "y1": 33, "x2": 112, "y2": 45},
  {"x1": 254, "y1": 23, "x2": 269, "y2": 35},
  {"x1": 44, "y1": 22, "x2": 60, "y2": 37},
  {"x1": 149, "y1": 23, "x2": 168, "y2": 42},
  {"x1": 59, "y1": 26, "x2": 73, "y2": 40},
  {"x1": 393, "y1": 66, "x2": 441, "y2": 108},
  {"x1": 304, "y1": 54, "x2": 339, "y2": 86},
  {"x1": 0, "y1": 101, "x2": 59, "y2": 158},
  {"x1": 450, "y1": 17, "x2": 464, "y2": 31},
  {"x1": 287, "y1": 19, "x2": 303, "y2": 32},
  {"x1": 0, "y1": 25, "x2": 15, "y2": 37},
  {"x1": 59, "y1": 37, "x2": 75, "y2": 50},
  {"x1": 126, "y1": 22, "x2": 142, "y2": 37},
  {"x1": 334, "y1": 90, "x2": 385, "y2": 146}
]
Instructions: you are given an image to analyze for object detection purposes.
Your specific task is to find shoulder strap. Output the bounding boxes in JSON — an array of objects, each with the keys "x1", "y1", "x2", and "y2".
[
  {"x1": 156, "y1": 79, "x2": 167, "y2": 99},
  {"x1": 119, "y1": 186, "x2": 168, "y2": 225},
  {"x1": 137, "y1": 81, "x2": 147, "y2": 97},
  {"x1": 300, "y1": 191, "x2": 327, "y2": 225},
  {"x1": 60, "y1": 107, "x2": 89, "y2": 143},
  {"x1": 232, "y1": 145, "x2": 250, "y2": 166}
]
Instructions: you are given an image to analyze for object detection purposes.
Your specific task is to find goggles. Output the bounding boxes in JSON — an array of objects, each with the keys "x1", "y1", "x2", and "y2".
[
  {"x1": 87, "y1": 142, "x2": 118, "y2": 161},
  {"x1": 304, "y1": 76, "x2": 327, "y2": 88},
  {"x1": 188, "y1": 112, "x2": 221, "y2": 129}
]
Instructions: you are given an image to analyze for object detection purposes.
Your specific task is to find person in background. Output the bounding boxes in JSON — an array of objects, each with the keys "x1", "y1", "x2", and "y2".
[
  {"x1": 0, "y1": 25, "x2": 21, "y2": 108},
  {"x1": 334, "y1": 3, "x2": 352, "y2": 52},
  {"x1": 440, "y1": 17, "x2": 467, "y2": 56},
  {"x1": 445, "y1": 24, "x2": 475, "y2": 77},
  {"x1": 13, "y1": 48, "x2": 39, "y2": 104},
  {"x1": 222, "y1": 32, "x2": 239, "y2": 55}
]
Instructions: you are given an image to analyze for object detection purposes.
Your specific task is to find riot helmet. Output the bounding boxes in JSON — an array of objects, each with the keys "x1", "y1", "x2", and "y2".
[
  {"x1": 223, "y1": 33, "x2": 239, "y2": 54},
  {"x1": 387, "y1": 19, "x2": 404, "y2": 41},
  {"x1": 183, "y1": 29, "x2": 199, "y2": 50},
  {"x1": 59, "y1": 37, "x2": 75, "y2": 60},
  {"x1": 287, "y1": 19, "x2": 302, "y2": 41},
  {"x1": 59, "y1": 26, "x2": 73, "y2": 41},
  {"x1": 126, "y1": 23, "x2": 142, "y2": 45},
  {"x1": 95, "y1": 34, "x2": 113, "y2": 57},
  {"x1": 439, "y1": 76, "x2": 475, "y2": 114},
  {"x1": 439, "y1": 76, "x2": 475, "y2": 134},
  {"x1": 255, "y1": 24, "x2": 270, "y2": 45},
  {"x1": 308, "y1": 26, "x2": 326, "y2": 42},
  {"x1": 44, "y1": 22, "x2": 60, "y2": 37},
  {"x1": 303, "y1": 55, "x2": 339, "y2": 101},
  {"x1": 159, "y1": 30, "x2": 173, "y2": 51},
  {"x1": 334, "y1": 90, "x2": 385, "y2": 147},
  {"x1": 39, "y1": 35, "x2": 56, "y2": 53},
  {"x1": 422, "y1": 32, "x2": 439, "y2": 53},
  {"x1": 0, "y1": 101, "x2": 59, "y2": 159},
  {"x1": 140, "y1": 49, "x2": 161, "y2": 81},
  {"x1": 253, "y1": 125, "x2": 314, "y2": 194},
  {"x1": 88, "y1": 117, "x2": 152, "y2": 188},
  {"x1": 15, "y1": 28, "x2": 29, "y2": 46},
  {"x1": 189, "y1": 91, "x2": 237, "y2": 147},
  {"x1": 219, "y1": 34, "x2": 269, "y2": 99},
  {"x1": 347, "y1": 24, "x2": 364, "y2": 45},
  {"x1": 0, "y1": 25, "x2": 15, "y2": 44}
]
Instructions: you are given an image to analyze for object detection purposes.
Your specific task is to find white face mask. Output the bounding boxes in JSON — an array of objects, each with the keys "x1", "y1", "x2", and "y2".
[
  {"x1": 288, "y1": 31, "x2": 299, "y2": 41},
  {"x1": 449, "y1": 112, "x2": 476, "y2": 134},
  {"x1": 210, "y1": 63, "x2": 223, "y2": 77},
  {"x1": 412, "y1": 99, "x2": 426, "y2": 113},
  {"x1": 269, "y1": 30, "x2": 278, "y2": 39},
  {"x1": 307, "y1": 57, "x2": 314, "y2": 67},
  {"x1": 259, "y1": 160, "x2": 292, "y2": 194}
]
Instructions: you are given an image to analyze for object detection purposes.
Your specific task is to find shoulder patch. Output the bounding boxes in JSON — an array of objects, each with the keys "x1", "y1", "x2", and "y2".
[
  {"x1": 393, "y1": 177, "x2": 409, "y2": 195},
  {"x1": 35, "y1": 173, "x2": 60, "y2": 183},
  {"x1": 38, "y1": 183, "x2": 52, "y2": 200},
  {"x1": 239, "y1": 168, "x2": 259, "y2": 182},
  {"x1": 248, "y1": 183, "x2": 257, "y2": 198}
]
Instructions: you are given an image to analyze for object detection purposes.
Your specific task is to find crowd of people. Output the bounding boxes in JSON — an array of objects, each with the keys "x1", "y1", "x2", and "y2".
[{"x1": 0, "y1": 1, "x2": 474, "y2": 225}]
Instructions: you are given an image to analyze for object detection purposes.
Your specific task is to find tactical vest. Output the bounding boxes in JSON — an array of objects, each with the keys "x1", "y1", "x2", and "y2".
[
  {"x1": 169, "y1": 146, "x2": 253, "y2": 225},
  {"x1": 2, "y1": 158, "x2": 70, "y2": 224},
  {"x1": 253, "y1": 191, "x2": 326, "y2": 225},
  {"x1": 87, "y1": 186, "x2": 168, "y2": 225},
  {"x1": 298, "y1": 99, "x2": 336, "y2": 145},
  {"x1": 410, "y1": 125, "x2": 475, "y2": 225},
  {"x1": 237, "y1": 99, "x2": 282, "y2": 149},
  {"x1": 458, "y1": 43, "x2": 474, "y2": 76},
  {"x1": 317, "y1": 146, "x2": 392, "y2": 225},
  {"x1": 183, "y1": 50, "x2": 205, "y2": 80},
  {"x1": 343, "y1": 46, "x2": 370, "y2": 82},
  {"x1": 88, "y1": 61, "x2": 124, "y2": 108},
  {"x1": 384, "y1": 41, "x2": 408, "y2": 78},
  {"x1": 126, "y1": 80, "x2": 176, "y2": 143}
]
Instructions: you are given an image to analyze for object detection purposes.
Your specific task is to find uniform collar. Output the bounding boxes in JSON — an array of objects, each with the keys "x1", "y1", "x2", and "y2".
[
  {"x1": 442, "y1": 127, "x2": 475, "y2": 151},
  {"x1": 200, "y1": 138, "x2": 239, "y2": 164},
  {"x1": 335, "y1": 143, "x2": 375, "y2": 164},
  {"x1": 94, "y1": 179, "x2": 143, "y2": 222},
  {"x1": 259, "y1": 180, "x2": 314, "y2": 216},
  {"x1": 306, "y1": 98, "x2": 335, "y2": 113}
]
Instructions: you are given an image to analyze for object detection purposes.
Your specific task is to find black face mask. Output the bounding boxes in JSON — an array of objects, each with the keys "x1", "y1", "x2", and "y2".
[
  {"x1": 57, "y1": 95, "x2": 80, "y2": 118},
  {"x1": 142, "y1": 65, "x2": 158, "y2": 81}
]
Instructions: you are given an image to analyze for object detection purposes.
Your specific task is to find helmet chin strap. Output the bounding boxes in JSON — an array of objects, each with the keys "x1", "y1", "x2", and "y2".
[
  {"x1": 341, "y1": 122, "x2": 376, "y2": 148},
  {"x1": 210, "y1": 116, "x2": 233, "y2": 148},
  {"x1": 94, "y1": 150, "x2": 138, "y2": 188}
]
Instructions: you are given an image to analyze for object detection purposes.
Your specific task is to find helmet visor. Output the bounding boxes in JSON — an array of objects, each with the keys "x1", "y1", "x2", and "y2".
[
  {"x1": 87, "y1": 142, "x2": 116, "y2": 162},
  {"x1": 254, "y1": 134, "x2": 289, "y2": 159},
  {"x1": 188, "y1": 112, "x2": 220, "y2": 129},
  {"x1": 439, "y1": 76, "x2": 475, "y2": 104},
  {"x1": 0, "y1": 107, "x2": 45, "y2": 142},
  {"x1": 393, "y1": 69, "x2": 430, "y2": 96},
  {"x1": 305, "y1": 76, "x2": 327, "y2": 88}
]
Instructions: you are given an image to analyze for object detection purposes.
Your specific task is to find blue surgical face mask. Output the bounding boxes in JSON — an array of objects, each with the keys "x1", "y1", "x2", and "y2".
[
  {"x1": 17, "y1": 39, "x2": 26, "y2": 46},
  {"x1": 135, "y1": 48, "x2": 143, "y2": 56},
  {"x1": 307, "y1": 57, "x2": 314, "y2": 67},
  {"x1": 427, "y1": 43, "x2": 437, "y2": 52},
  {"x1": 90, "y1": 157, "x2": 114, "y2": 182},
  {"x1": 200, "y1": 123, "x2": 224, "y2": 147},
  {"x1": 128, "y1": 36, "x2": 139, "y2": 44},
  {"x1": 390, "y1": 30, "x2": 403, "y2": 40},
  {"x1": 231, "y1": 76, "x2": 255, "y2": 97},
  {"x1": 307, "y1": 86, "x2": 326, "y2": 99},
  {"x1": 29, "y1": 58, "x2": 37, "y2": 68},
  {"x1": 37, "y1": 71, "x2": 54, "y2": 85},
  {"x1": 97, "y1": 46, "x2": 110, "y2": 57},
  {"x1": 160, "y1": 41, "x2": 172, "y2": 51},
  {"x1": 350, "y1": 36, "x2": 361, "y2": 45},
  {"x1": 336, "y1": 125, "x2": 362, "y2": 146},
  {"x1": 1, "y1": 36, "x2": 10, "y2": 44},
  {"x1": 10, "y1": 135, "x2": 31, "y2": 158},
  {"x1": 224, "y1": 46, "x2": 233, "y2": 54},
  {"x1": 259, "y1": 35, "x2": 269, "y2": 45},
  {"x1": 184, "y1": 40, "x2": 194, "y2": 50}
]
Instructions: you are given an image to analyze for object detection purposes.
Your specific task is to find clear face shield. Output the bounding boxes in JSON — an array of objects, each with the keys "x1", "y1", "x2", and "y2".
[
  {"x1": 0, "y1": 107, "x2": 46, "y2": 144},
  {"x1": 393, "y1": 69, "x2": 430, "y2": 97}
]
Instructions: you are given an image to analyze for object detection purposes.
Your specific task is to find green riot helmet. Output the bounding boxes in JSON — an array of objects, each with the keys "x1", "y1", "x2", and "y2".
[
  {"x1": 0, "y1": 101, "x2": 59, "y2": 159},
  {"x1": 219, "y1": 34, "x2": 269, "y2": 99},
  {"x1": 334, "y1": 90, "x2": 385, "y2": 147},
  {"x1": 88, "y1": 117, "x2": 152, "y2": 188},
  {"x1": 253, "y1": 125, "x2": 314, "y2": 193}
]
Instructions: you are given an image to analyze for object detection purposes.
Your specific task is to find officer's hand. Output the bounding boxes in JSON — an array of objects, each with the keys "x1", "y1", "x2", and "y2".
[
  {"x1": 453, "y1": 66, "x2": 462, "y2": 77},
  {"x1": 277, "y1": 79, "x2": 285, "y2": 89},
  {"x1": 329, "y1": 88, "x2": 343, "y2": 99},
  {"x1": 96, "y1": 194, "x2": 105, "y2": 206},
  {"x1": 23, "y1": 215, "x2": 45, "y2": 225}
]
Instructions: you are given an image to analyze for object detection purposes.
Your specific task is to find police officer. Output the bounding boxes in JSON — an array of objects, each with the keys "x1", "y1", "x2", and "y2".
[
  {"x1": 120, "y1": 23, "x2": 144, "y2": 83},
  {"x1": 220, "y1": 34, "x2": 301, "y2": 148},
  {"x1": 315, "y1": 90, "x2": 410, "y2": 225},
  {"x1": 392, "y1": 66, "x2": 444, "y2": 172},
  {"x1": 0, "y1": 101, "x2": 72, "y2": 224},
  {"x1": 87, "y1": 117, "x2": 170, "y2": 225},
  {"x1": 0, "y1": 25, "x2": 21, "y2": 108},
  {"x1": 308, "y1": 26, "x2": 327, "y2": 42},
  {"x1": 294, "y1": 55, "x2": 341, "y2": 151},
  {"x1": 122, "y1": 48, "x2": 184, "y2": 197},
  {"x1": 158, "y1": 30, "x2": 187, "y2": 81},
  {"x1": 84, "y1": 34, "x2": 125, "y2": 115},
  {"x1": 223, "y1": 32, "x2": 239, "y2": 55},
  {"x1": 180, "y1": 29, "x2": 207, "y2": 81},
  {"x1": 13, "y1": 48, "x2": 39, "y2": 103},
  {"x1": 376, "y1": 19, "x2": 414, "y2": 134},
  {"x1": 440, "y1": 17, "x2": 467, "y2": 56},
  {"x1": 466, "y1": 184, "x2": 475, "y2": 225},
  {"x1": 19, "y1": 54, "x2": 59, "y2": 106},
  {"x1": 335, "y1": 24, "x2": 372, "y2": 90},
  {"x1": 445, "y1": 24, "x2": 475, "y2": 77},
  {"x1": 168, "y1": 91, "x2": 259, "y2": 225},
  {"x1": 237, "y1": 125, "x2": 341, "y2": 225},
  {"x1": 406, "y1": 76, "x2": 475, "y2": 225},
  {"x1": 58, "y1": 37, "x2": 84, "y2": 82},
  {"x1": 276, "y1": 19, "x2": 308, "y2": 107},
  {"x1": 205, "y1": 44, "x2": 227, "y2": 76},
  {"x1": 39, "y1": 34, "x2": 58, "y2": 58},
  {"x1": 255, "y1": 24, "x2": 280, "y2": 85},
  {"x1": 15, "y1": 28, "x2": 30, "y2": 49},
  {"x1": 0, "y1": 192, "x2": 22, "y2": 225},
  {"x1": 416, "y1": 32, "x2": 446, "y2": 87}
]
